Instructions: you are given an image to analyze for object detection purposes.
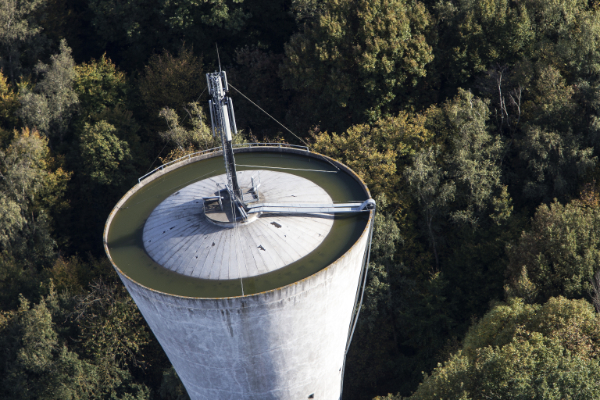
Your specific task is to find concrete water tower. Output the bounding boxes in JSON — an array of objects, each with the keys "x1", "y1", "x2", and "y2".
[{"x1": 103, "y1": 70, "x2": 375, "y2": 400}]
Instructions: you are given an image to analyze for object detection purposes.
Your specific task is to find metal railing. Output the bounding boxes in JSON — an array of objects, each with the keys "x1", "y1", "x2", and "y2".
[{"x1": 138, "y1": 143, "x2": 310, "y2": 183}]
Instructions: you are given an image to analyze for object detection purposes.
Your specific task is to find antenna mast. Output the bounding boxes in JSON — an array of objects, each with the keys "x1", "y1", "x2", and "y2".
[{"x1": 206, "y1": 70, "x2": 243, "y2": 205}]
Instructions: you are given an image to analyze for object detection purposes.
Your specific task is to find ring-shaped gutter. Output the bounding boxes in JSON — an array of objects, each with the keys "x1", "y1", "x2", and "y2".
[{"x1": 103, "y1": 146, "x2": 373, "y2": 300}]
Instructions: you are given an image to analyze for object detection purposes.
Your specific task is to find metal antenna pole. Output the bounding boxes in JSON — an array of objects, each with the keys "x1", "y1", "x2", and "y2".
[
  {"x1": 216, "y1": 44, "x2": 222, "y2": 72},
  {"x1": 206, "y1": 70, "x2": 243, "y2": 206}
]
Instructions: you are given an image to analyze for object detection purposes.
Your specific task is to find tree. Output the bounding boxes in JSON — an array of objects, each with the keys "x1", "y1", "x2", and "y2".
[
  {"x1": 432, "y1": 0, "x2": 535, "y2": 86},
  {"x1": 74, "y1": 54, "x2": 129, "y2": 121},
  {"x1": 0, "y1": 127, "x2": 70, "y2": 264},
  {"x1": 0, "y1": 0, "x2": 48, "y2": 82},
  {"x1": 514, "y1": 64, "x2": 597, "y2": 203},
  {"x1": 506, "y1": 198, "x2": 600, "y2": 303},
  {"x1": 62, "y1": 119, "x2": 134, "y2": 255},
  {"x1": 311, "y1": 110, "x2": 431, "y2": 202},
  {"x1": 405, "y1": 90, "x2": 507, "y2": 269},
  {"x1": 344, "y1": 194, "x2": 403, "y2": 397},
  {"x1": 78, "y1": 120, "x2": 132, "y2": 187},
  {"x1": 50, "y1": 54, "x2": 143, "y2": 257},
  {"x1": 137, "y1": 46, "x2": 205, "y2": 139},
  {"x1": 0, "y1": 127, "x2": 70, "y2": 309},
  {"x1": 158, "y1": 102, "x2": 217, "y2": 153},
  {"x1": 405, "y1": 145, "x2": 454, "y2": 270},
  {"x1": 407, "y1": 297, "x2": 600, "y2": 400},
  {"x1": 0, "y1": 71, "x2": 19, "y2": 146},
  {"x1": 72, "y1": 279, "x2": 150, "y2": 391},
  {"x1": 0, "y1": 284, "x2": 151, "y2": 399},
  {"x1": 430, "y1": 0, "x2": 600, "y2": 90},
  {"x1": 0, "y1": 293, "x2": 98, "y2": 400},
  {"x1": 227, "y1": 47, "x2": 290, "y2": 141},
  {"x1": 18, "y1": 39, "x2": 79, "y2": 143},
  {"x1": 400, "y1": 91, "x2": 512, "y2": 377},
  {"x1": 159, "y1": 367, "x2": 190, "y2": 400},
  {"x1": 281, "y1": 0, "x2": 433, "y2": 132},
  {"x1": 73, "y1": 54, "x2": 144, "y2": 166},
  {"x1": 87, "y1": 0, "x2": 249, "y2": 69}
]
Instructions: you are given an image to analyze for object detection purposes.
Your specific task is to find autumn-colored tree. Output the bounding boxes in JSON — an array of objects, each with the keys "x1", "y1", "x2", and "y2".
[
  {"x1": 74, "y1": 54, "x2": 129, "y2": 121},
  {"x1": 311, "y1": 110, "x2": 431, "y2": 202},
  {"x1": 0, "y1": 71, "x2": 19, "y2": 146}
]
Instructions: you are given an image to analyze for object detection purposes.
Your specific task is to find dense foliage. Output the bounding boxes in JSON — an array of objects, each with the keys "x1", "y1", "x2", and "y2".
[{"x1": 2, "y1": 0, "x2": 600, "y2": 398}]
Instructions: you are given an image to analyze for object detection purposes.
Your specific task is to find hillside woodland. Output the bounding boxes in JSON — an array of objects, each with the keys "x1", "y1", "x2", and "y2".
[{"x1": 2, "y1": 0, "x2": 600, "y2": 399}]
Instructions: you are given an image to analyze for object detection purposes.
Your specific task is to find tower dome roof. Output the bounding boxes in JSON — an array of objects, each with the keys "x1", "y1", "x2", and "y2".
[{"x1": 143, "y1": 170, "x2": 333, "y2": 280}]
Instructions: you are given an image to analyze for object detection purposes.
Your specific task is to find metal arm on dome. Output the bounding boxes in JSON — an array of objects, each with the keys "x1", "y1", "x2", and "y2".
[
  {"x1": 204, "y1": 70, "x2": 374, "y2": 221},
  {"x1": 206, "y1": 70, "x2": 243, "y2": 202}
]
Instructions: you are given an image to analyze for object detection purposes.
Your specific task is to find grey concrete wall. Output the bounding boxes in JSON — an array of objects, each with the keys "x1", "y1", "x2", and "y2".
[
  {"x1": 117, "y1": 222, "x2": 371, "y2": 400},
  {"x1": 104, "y1": 147, "x2": 374, "y2": 400}
]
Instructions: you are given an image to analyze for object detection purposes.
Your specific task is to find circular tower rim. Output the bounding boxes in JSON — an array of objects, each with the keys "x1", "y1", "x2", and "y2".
[{"x1": 103, "y1": 146, "x2": 373, "y2": 300}]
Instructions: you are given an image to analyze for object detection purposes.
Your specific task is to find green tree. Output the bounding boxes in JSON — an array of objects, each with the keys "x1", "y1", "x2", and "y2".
[
  {"x1": 227, "y1": 47, "x2": 290, "y2": 141},
  {"x1": 73, "y1": 54, "x2": 144, "y2": 167},
  {"x1": 52, "y1": 53, "x2": 144, "y2": 257},
  {"x1": 74, "y1": 54, "x2": 129, "y2": 121},
  {"x1": 405, "y1": 90, "x2": 507, "y2": 269},
  {"x1": 0, "y1": 294, "x2": 98, "y2": 400},
  {"x1": 159, "y1": 367, "x2": 190, "y2": 400},
  {"x1": 430, "y1": 0, "x2": 600, "y2": 90},
  {"x1": 407, "y1": 297, "x2": 600, "y2": 400},
  {"x1": 432, "y1": 0, "x2": 535, "y2": 85},
  {"x1": 0, "y1": 284, "x2": 151, "y2": 399},
  {"x1": 136, "y1": 46, "x2": 205, "y2": 157},
  {"x1": 0, "y1": 127, "x2": 70, "y2": 309},
  {"x1": 78, "y1": 121, "x2": 132, "y2": 187},
  {"x1": 506, "y1": 198, "x2": 600, "y2": 302},
  {"x1": 62, "y1": 119, "x2": 135, "y2": 255},
  {"x1": 87, "y1": 0, "x2": 249, "y2": 69},
  {"x1": 344, "y1": 194, "x2": 403, "y2": 397},
  {"x1": 405, "y1": 145, "x2": 454, "y2": 270},
  {"x1": 281, "y1": 0, "x2": 433, "y2": 132},
  {"x1": 514, "y1": 64, "x2": 597, "y2": 203},
  {"x1": 18, "y1": 39, "x2": 79, "y2": 143},
  {"x1": 158, "y1": 102, "x2": 218, "y2": 153},
  {"x1": 393, "y1": 271, "x2": 458, "y2": 396},
  {"x1": 72, "y1": 279, "x2": 150, "y2": 392},
  {"x1": 138, "y1": 47, "x2": 204, "y2": 123},
  {"x1": 0, "y1": 128, "x2": 69, "y2": 265},
  {"x1": 0, "y1": 0, "x2": 48, "y2": 82}
]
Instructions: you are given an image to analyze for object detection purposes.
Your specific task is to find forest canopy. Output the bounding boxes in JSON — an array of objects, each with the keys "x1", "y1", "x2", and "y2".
[{"x1": 2, "y1": 0, "x2": 600, "y2": 399}]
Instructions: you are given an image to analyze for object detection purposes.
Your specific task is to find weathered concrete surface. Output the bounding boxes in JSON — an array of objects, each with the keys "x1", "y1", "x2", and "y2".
[
  {"x1": 118, "y1": 220, "x2": 370, "y2": 399},
  {"x1": 142, "y1": 171, "x2": 333, "y2": 280}
]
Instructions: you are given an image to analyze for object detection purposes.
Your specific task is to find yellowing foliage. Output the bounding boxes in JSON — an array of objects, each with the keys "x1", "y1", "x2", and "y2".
[
  {"x1": 311, "y1": 110, "x2": 431, "y2": 200},
  {"x1": 0, "y1": 71, "x2": 19, "y2": 146}
]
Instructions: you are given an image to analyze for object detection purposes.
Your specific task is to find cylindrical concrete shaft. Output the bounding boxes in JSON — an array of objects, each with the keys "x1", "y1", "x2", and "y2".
[
  {"x1": 104, "y1": 147, "x2": 373, "y2": 400},
  {"x1": 117, "y1": 223, "x2": 370, "y2": 399}
]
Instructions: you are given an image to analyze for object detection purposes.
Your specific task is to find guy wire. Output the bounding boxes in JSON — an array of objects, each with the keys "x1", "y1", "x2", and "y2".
[{"x1": 228, "y1": 83, "x2": 340, "y2": 172}]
